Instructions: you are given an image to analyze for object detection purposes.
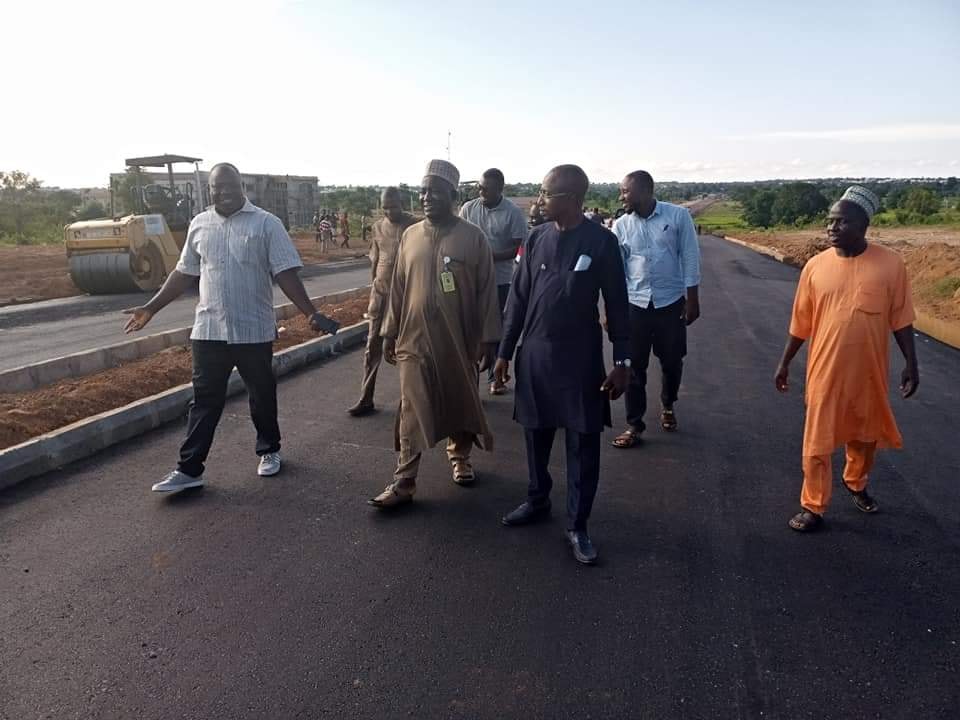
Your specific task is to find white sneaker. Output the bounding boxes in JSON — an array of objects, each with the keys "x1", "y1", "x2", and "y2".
[
  {"x1": 257, "y1": 452, "x2": 282, "y2": 476},
  {"x1": 152, "y1": 470, "x2": 204, "y2": 494}
]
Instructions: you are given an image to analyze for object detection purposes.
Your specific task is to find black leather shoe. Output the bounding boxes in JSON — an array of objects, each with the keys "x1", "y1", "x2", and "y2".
[
  {"x1": 501, "y1": 500, "x2": 551, "y2": 527},
  {"x1": 347, "y1": 401, "x2": 375, "y2": 417},
  {"x1": 566, "y1": 530, "x2": 598, "y2": 565}
]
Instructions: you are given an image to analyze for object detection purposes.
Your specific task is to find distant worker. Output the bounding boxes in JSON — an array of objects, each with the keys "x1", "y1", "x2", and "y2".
[
  {"x1": 611, "y1": 170, "x2": 701, "y2": 449},
  {"x1": 319, "y1": 213, "x2": 334, "y2": 251},
  {"x1": 589, "y1": 206, "x2": 605, "y2": 225},
  {"x1": 459, "y1": 168, "x2": 527, "y2": 395},
  {"x1": 361, "y1": 214, "x2": 369, "y2": 244},
  {"x1": 776, "y1": 186, "x2": 919, "y2": 532},
  {"x1": 369, "y1": 160, "x2": 501, "y2": 508},
  {"x1": 313, "y1": 211, "x2": 322, "y2": 245},
  {"x1": 339, "y1": 209, "x2": 350, "y2": 248},
  {"x1": 347, "y1": 187, "x2": 417, "y2": 416},
  {"x1": 122, "y1": 162, "x2": 339, "y2": 495}
]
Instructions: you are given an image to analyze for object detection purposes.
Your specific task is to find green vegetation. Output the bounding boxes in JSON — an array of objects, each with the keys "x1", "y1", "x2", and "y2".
[
  {"x1": 694, "y1": 201, "x2": 749, "y2": 232},
  {"x1": 0, "y1": 171, "x2": 84, "y2": 245},
  {"x1": 930, "y1": 277, "x2": 960, "y2": 299}
]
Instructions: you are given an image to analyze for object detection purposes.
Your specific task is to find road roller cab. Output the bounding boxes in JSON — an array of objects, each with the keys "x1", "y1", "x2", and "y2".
[
  {"x1": 64, "y1": 153, "x2": 203, "y2": 294},
  {"x1": 65, "y1": 214, "x2": 183, "y2": 293}
]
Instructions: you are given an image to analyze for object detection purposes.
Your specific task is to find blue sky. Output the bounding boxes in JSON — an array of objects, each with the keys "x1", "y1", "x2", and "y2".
[{"x1": 2, "y1": 0, "x2": 958, "y2": 187}]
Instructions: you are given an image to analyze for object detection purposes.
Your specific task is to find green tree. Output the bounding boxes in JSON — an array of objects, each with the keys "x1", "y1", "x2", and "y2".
[
  {"x1": 742, "y1": 189, "x2": 776, "y2": 227},
  {"x1": 770, "y1": 183, "x2": 829, "y2": 225},
  {"x1": 76, "y1": 201, "x2": 108, "y2": 220},
  {"x1": 0, "y1": 170, "x2": 43, "y2": 238},
  {"x1": 902, "y1": 187, "x2": 940, "y2": 216}
]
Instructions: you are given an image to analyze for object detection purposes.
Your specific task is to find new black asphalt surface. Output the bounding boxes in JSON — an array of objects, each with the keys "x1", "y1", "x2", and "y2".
[
  {"x1": 0, "y1": 259, "x2": 371, "y2": 372},
  {"x1": 2, "y1": 236, "x2": 958, "y2": 719}
]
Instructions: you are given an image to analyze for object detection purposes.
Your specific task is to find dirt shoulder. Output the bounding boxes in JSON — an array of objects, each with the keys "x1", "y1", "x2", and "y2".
[
  {"x1": 0, "y1": 233, "x2": 369, "y2": 308},
  {"x1": 724, "y1": 226, "x2": 960, "y2": 324},
  {"x1": 0, "y1": 296, "x2": 368, "y2": 450}
]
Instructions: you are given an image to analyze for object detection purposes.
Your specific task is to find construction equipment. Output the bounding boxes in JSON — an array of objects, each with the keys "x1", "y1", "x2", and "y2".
[{"x1": 65, "y1": 154, "x2": 203, "y2": 294}]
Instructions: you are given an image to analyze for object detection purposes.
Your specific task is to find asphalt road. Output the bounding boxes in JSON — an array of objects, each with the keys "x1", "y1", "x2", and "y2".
[
  {"x1": 0, "y1": 260, "x2": 372, "y2": 372},
  {"x1": 2, "y1": 236, "x2": 958, "y2": 720}
]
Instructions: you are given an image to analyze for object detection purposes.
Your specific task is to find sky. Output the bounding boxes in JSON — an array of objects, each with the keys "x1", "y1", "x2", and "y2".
[{"x1": 2, "y1": 0, "x2": 959, "y2": 188}]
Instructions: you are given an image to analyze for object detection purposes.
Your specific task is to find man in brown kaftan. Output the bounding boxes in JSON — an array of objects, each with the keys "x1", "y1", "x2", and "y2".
[{"x1": 369, "y1": 160, "x2": 502, "y2": 508}]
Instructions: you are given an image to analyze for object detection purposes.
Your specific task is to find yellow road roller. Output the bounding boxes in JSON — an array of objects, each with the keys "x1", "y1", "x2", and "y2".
[{"x1": 65, "y1": 154, "x2": 203, "y2": 294}]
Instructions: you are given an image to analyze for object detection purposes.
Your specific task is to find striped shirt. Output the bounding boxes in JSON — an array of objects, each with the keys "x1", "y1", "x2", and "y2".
[{"x1": 176, "y1": 199, "x2": 303, "y2": 343}]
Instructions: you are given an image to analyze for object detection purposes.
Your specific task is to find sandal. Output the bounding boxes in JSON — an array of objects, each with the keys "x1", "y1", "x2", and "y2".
[
  {"x1": 452, "y1": 460, "x2": 475, "y2": 486},
  {"x1": 660, "y1": 409, "x2": 678, "y2": 432},
  {"x1": 849, "y1": 489, "x2": 879, "y2": 514},
  {"x1": 611, "y1": 428, "x2": 643, "y2": 449},
  {"x1": 788, "y1": 509, "x2": 823, "y2": 532}
]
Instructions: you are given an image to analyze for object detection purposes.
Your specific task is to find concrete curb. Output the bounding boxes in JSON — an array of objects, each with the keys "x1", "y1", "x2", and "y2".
[
  {"x1": 0, "y1": 321, "x2": 369, "y2": 491},
  {"x1": 0, "y1": 286, "x2": 370, "y2": 393},
  {"x1": 722, "y1": 235, "x2": 960, "y2": 351}
]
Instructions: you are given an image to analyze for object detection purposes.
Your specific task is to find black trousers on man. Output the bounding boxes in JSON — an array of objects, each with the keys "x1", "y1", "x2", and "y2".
[
  {"x1": 525, "y1": 427, "x2": 601, "y2": 531},
  {"x1": 487, "y1": 283, "x2": 511, "y2": 384},
  {"x1": 625, "y1": 298, "x2": 687, "y2": 432},
  {"x1": 178, "y1": 340, "x2": 280, "y2": 478}
]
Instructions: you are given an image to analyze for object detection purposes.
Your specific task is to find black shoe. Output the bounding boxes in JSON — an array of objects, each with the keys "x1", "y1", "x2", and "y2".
[
  {"x1": 566, "y1": 530, "x2": 598, "y2": 565},
  {"x1": 850, "y1": 489, "x2": 879, "y2": 513},
  {"x1": 501, "y1": 500, "x2": 551, "y2": 527},
  {"x1": 347, "y1": 401, "x2": 375, "y2": 417}
]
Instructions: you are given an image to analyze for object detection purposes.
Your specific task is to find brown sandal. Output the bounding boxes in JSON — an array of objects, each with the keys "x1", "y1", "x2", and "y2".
[
  {"x1": 452, "y1": 460, "x2": 475, "y2": 486},
  {"x1": 611, "y1": 428, "x2": 643, "y2": 448},
  {"x1": 660, "y1": 409, "x2": 678, "y2": 432}
]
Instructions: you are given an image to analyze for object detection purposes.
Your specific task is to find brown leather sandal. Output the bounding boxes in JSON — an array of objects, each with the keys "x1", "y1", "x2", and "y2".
[
  {"x1": 611, "y1": 428, "x2": 643, "y2": 448},
  {"x1": 660, "y1": 409, "x2": 678, "y2": 432}
]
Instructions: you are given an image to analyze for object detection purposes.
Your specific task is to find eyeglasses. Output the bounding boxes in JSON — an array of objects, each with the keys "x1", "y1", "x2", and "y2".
[{"x1": 538, "y1": 188, "x2": 573, "y2": 200}]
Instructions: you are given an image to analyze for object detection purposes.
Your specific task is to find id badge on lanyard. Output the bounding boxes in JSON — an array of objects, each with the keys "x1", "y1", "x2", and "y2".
[{"x1": 441, "y1": 255, "x2": 456, "y2": 293}]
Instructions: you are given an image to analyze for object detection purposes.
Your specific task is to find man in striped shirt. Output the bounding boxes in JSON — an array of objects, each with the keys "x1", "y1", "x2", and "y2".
[{"x1": 123, "y1": 162, "x2": 338, "y2": 495}]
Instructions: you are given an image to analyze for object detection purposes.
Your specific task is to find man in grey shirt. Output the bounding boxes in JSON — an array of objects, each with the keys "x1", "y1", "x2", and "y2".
[
  {"x1": 459, "y1": 168, "x2": 527, "y2": 394},
  {"x1": 123, "y1": 163, "x2": 338, "y2": 494}
]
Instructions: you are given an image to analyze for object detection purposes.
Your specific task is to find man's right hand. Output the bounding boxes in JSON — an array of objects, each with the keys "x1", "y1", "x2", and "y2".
[
  {"x1": 493, "y1": 358, "x2": 510, "y2": 386},
  {"x1": 383, "y1": 337, "x2": 397, "y2": 365},
  {"x1": 774, "y1": 364, "x2": 789, "y2": 393},
  {"x1": 123, "y1": 306, "x2": 154, "y2": 333}
]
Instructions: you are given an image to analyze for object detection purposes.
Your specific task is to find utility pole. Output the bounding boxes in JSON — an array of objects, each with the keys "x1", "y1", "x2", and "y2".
[{"x1": 446, "y1": 130, "x2": 451, "y2": 161}]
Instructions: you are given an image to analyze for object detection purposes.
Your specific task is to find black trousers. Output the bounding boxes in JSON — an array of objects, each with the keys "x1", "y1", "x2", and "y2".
[
  {"x1": 178, "y1": 341, "x2": 280, "y2": 478},
  {"x1": 524, "y1": 427, "x2": 601, "y2": 531},
  {"x1": 488, "y1": 283, "x2": 511, "y2": 383},
  {"x1": 625, "y1": 298, "x2": 687, "y2": 432}
]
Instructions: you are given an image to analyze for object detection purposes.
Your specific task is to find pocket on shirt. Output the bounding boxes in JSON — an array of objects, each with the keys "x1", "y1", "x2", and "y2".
[
  {"x1": 854, "y1": 283, "x2": 886, "y2": 314},
  {"x1": 231, "y1": 235, "x2": 259, "y2": 265}
]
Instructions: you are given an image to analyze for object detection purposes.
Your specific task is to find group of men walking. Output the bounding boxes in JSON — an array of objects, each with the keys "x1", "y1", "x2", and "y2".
[{"x1": 123, "y1": 159, "x2": 920, "y2": 566}]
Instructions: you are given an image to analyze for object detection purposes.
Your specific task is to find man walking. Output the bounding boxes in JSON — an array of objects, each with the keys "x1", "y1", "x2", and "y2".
[
  {"x1": 459, "y1": 168, "x2": 527, "y2": 395},
  {"x1": 369, "y1": 160, "x2": 501, "y2": 507},
  {"x1": 123, "y1": 162, "x2": 338, "y2": 494},
  {"x1": 347, "y1": 187, "x2": 417, "y2": 416},
  {"x1": 339, "y1": 209, "x2": 350, "y2": 248},
  {"x1": 495, "y1": 165, "x2": 631, "y2": 565},
  {"x1": 611, "y1": 171, "x2": 701, "y2": 448},
  {"x1": 776, "y1": 186, "x2": 919, "y2": 532}
]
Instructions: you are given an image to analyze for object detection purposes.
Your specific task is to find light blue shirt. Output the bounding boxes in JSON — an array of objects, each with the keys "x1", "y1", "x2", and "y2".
[
  {"x1": 612, "y1": 200, "x2": 701, "y2": 309},
  {"x1": 176, "y1": 199, "x2": 303, "y2": 343}
]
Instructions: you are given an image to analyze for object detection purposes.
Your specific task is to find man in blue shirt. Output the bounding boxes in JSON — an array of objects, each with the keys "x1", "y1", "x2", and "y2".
[{"x1": 611, "y1": 171, "x2": 701, "y2": 447}]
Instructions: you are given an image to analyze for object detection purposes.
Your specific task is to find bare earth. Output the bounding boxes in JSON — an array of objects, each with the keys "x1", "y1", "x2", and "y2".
[
  {"x1": 728, "y1": 226, "x2": 960, "y2": 324},
  {"x1": 0, "y1": 232, "x2": 368, "y2": 307},
  {"x1": 0, "y1": 296, "x2": 368, "y2": 450}
]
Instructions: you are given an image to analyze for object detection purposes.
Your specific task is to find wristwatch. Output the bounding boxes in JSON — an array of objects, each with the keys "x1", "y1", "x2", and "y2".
[{"x1": 615, "y1": 359, "x2": 632, "y2": 368}]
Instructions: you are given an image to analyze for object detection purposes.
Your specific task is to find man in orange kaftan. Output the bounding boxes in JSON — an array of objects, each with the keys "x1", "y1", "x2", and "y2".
[{"x1": 775, "y1": 186, "x2": 920, "y2": 532}]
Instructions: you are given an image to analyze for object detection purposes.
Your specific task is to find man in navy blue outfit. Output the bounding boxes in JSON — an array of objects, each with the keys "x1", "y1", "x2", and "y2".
[{"x1": 494, "y1": 165, "x2": 632, "y2": 565}]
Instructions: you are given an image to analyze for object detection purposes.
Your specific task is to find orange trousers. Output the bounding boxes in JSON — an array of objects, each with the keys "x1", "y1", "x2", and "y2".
[{"x1": 801, "y1": 441, "x2": 876, "y2": 515}]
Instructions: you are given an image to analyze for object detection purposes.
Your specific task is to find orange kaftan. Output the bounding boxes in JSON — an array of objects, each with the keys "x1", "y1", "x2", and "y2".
[{"x1": 789, "y1": 244, "x2": 915, "y2": 457}]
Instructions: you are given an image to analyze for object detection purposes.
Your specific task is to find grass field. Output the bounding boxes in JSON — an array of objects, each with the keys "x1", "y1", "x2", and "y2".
[{"x1": 694, "y1": 201, "x2": 749, "y2": 232}]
